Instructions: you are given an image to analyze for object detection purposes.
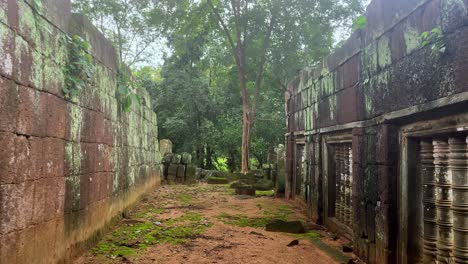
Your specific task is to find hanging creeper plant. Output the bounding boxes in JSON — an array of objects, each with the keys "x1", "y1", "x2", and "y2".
[
  {"x1": 117, "y1": 67, "x2": 141, "y2": 113},
  {"x1": 62, "y1": 35, "x2": 95, "y2": 98}
]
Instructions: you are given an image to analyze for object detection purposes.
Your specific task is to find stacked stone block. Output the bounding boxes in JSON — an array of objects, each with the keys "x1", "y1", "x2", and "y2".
[
  {"x1": 0, "y1": 1, "x2": 161, "y2": 263},
  {"x1": 162, "y1": 150, "x2": 195, "y2": 184}
]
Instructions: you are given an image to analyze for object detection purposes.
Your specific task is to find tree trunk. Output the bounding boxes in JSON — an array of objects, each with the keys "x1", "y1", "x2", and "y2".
[{"x1": 241, "y1": 109, "x2": 250, "y2": 174}]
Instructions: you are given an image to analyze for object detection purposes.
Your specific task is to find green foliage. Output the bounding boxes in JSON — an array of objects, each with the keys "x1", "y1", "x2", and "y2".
[
  {"x1": 62, "y1": 35, "x2": 95, "y2": 98},
  {"x1": 420, "y1": 27, "x2": 446, "y2": 55},
  {"x1": 136, "y1": 0, "x2": 367, "y2": 171},
  {"x1": 72, "y1": 0, "x2": 161, "y2": 66},
  {"x1": 256, "y1": 190, "x2": 275, "y2": 197},
  {"x1": 31, "y1": 0, "x2": 43, "y2": 14},
  {"x1": 117, "y1": 68, "x2": 141, "y2": 112},
  {"x1": 352, "y1": 15, "x2": 367, "y2": 32}
]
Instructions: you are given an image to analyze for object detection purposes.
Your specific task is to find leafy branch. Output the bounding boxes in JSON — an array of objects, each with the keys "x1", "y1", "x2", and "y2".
[
  {"x1": 352, "y1": 15, "x2": 367, "y2": 32},
  {"x1": 117, "y1": 67, "x2": 141, "y2": 113},
  {"x1": 62, "y1": 35, "x2": 95, "y2": 98},
  {"x1": 420, "y1": 27, "x2": 446, "y2": 56}
]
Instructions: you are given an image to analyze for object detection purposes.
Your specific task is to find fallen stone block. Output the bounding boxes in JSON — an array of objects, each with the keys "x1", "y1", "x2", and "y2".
[
  {"x1": 265, "y1": 220, "x2": 305, "y2": 234},
  {"x1": 235, "y1": 186, "x2": 256, "y2": 196}
]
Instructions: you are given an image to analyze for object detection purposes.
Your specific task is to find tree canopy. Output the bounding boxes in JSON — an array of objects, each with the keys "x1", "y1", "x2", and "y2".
[{"x1": 72, "y1": 0, "x2": 368, "y2": 172}]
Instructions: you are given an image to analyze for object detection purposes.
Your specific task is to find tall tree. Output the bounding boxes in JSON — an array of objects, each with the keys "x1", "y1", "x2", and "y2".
[{"x1": 206, "y1": 0, "x2": 365, "y2": 174}]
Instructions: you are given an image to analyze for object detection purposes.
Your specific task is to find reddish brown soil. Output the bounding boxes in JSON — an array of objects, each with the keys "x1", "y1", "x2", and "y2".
[{"x1": 74, "y1": 184, "x2": 355, "y2": 264}]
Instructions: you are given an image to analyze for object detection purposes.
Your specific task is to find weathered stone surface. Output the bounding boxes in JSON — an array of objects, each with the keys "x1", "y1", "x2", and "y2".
[
  {"x1": 181, "y1": 152, "x2": 192, "y2": 164},
  {"x1": 0, "y1": 1, "x2": 161, "y2": 263},
  {"x1": 167, "y1": 164, "x2": 179, "y2": 182},
  {"x1": 176, "y1": 165, "x2": 186, "y2": 182},
  {"x1": 185, "y1": 165, "x2": 197, "y2": 184},
  {"x1": 159, "y1": 139, "x2": 172, "y2": 156},
  {"x1": 163, "y1": 153, "x2": 174, "y2": 164}
]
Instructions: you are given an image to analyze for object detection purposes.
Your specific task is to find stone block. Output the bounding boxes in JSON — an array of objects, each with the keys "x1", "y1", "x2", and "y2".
[
  {"x1": 317, "y1": 95, "x2": 337, "y2": 128},
  {"x1": 185, "y1": 166, "x2": 197, "y2": 184},
  {"x1": 64, "y1": 175, "x2": 80, "y2": 213},
  {"x1": 176, "y1": 165, "x2": 186, "y2": 183},
  {"x1": 0, "y1": 182, "x2": 34, "y2": 234},
  {"x1": 265, "y1": 220, "x2": 305, "y2": 234},
  {"x1": 15, "y1": 135, "x2": 43, "y2": 183},
  {"x1": 342, "y1": 54, "x2": 361, "y2": 89},
  {"x1": 0, "y1": 22, "x2": 15, "y2": 79},
  {"x1": 167, "y1": 164, "x2": 178, "y2": 182},
  {"x1": 45, "y1": 94, "x2": 69, "y2": 139},
  {"x1": 0, "y1": 77, "x2": 18, "y2": 133},
  {"x1": 0, "y1": 132, "x2": 16, "y2": 184},
  {"x1": 181, "y1": 152, "x2": 192, "y2": 164},
  {"x1": 43, "y1": 57, "x2": 64, "y2": 96},
  {"x1": 32, "y1": 177, "x2": 60, "y2": 224},
  {"x1": 17, "y1": 85, "x2": 47, "y2": 137},
  {"x1": 451, "y1": 27, "x2": 468, "y2": 94},
  {"x1": 15, "y1": 225, "x2": 36, "y2": 264},
  {"x1": 172, "y1": 154, "x2": 182, "y2": 164},
  {"x1": 163, "y1": 153, "x2": 174, "y2": 164},
  {"x1": 337, "y1": 85, "x2": 358, "y2": 124},
  {"x1": 0, "y1": 230, "x2": 18, "y2": 263},
  {"x1": 235, "y1": 186, "x2": 256, "y2": 196},
  {"x1": 42, "y1": 137, "x2": 65, "y2": 178},
  {"x1": 79, "y1": 174, "x2": 90, "y2": 209}
]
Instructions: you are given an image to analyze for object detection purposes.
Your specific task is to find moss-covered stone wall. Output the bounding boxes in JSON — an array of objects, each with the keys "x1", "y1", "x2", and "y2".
[
  {"x1": 0, "y1": 1, "x2": 161, "y2": 263},
  {"x1": 286, "y1": 0, "x2": 468, "y2": 263}
]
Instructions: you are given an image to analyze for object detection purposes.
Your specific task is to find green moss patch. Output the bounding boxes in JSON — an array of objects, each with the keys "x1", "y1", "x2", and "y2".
[
  {"x1": 92, "y1": 212, "x2": 212, "y2": 258},
  {"x1": 256, "y1": 190, "x2": 275, "y2": 197},
  {"x1": 175, "y1": 193, "x2": 193, "y2": 204},
  {"x1": 216, "y1": 213, "x2": 272, "y2": 228}
]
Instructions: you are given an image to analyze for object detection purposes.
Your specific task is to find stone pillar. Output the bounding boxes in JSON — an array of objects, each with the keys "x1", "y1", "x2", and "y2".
[
  {"x1": 421, "y1": 140, "x2": 437, "y2": 262},
  {"x1": 434, "y1": 139, "x2": 453, "y2": 263},
  {"x1": 450, "y1": 136, "x2": 468, "y2": 264}
]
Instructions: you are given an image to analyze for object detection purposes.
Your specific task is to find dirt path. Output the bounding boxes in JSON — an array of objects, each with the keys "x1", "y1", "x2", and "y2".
[{"x1": 75, "y1": 184, "x2": 355, "y2": 264}]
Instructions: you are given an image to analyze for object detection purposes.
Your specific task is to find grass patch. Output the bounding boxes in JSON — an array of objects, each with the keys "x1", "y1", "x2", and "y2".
[
  {"x1": 256, "y1": 190, "x2": 275, "y2": 197},
  {"x1": 93, "y1": 212, "x2": 212, "y2": 258},
  {"x1": 216, "y1": 213, "x2": 272, "y2": 228},
  {"x1": 289, "y1": 231, "x2": 322, "y2": 240},
  {"x1": 132, "y1": 207, "x2": 166, "y2": 219},
  {"x1": 175, "y1": 193, "x2": 193, "y2": 204}
]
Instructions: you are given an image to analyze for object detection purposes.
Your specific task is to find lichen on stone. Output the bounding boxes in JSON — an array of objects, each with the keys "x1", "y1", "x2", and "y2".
[
  {"x1": 377, "y1": 35, "x2": 391, "y2": 69},
  {"x1": 403, "y1": 25, "x2": 420, "y2": 55}
]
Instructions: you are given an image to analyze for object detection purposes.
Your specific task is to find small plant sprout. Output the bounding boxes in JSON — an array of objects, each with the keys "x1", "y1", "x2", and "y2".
[{"x1": 420, "y1": 27, "x2": 446, "y2": 55}]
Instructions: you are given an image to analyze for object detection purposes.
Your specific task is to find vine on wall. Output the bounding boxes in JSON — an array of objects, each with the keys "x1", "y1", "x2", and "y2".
[
  {"x1": 62, "y1": 35, "x2": 95, "y2": 98},
  {"x1": 117, "y1": 67, "x2": 141, "y2": 113}
]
